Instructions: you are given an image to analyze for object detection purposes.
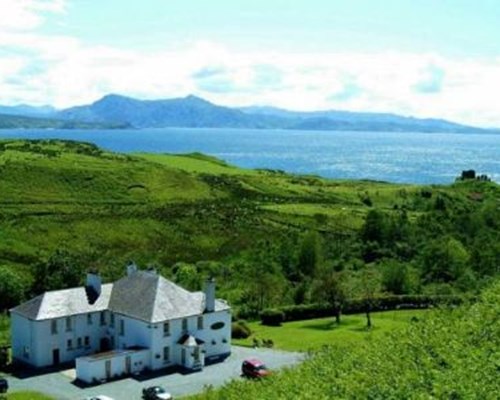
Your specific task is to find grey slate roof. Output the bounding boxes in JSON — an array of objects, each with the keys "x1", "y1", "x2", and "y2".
[
  {"x1": 10, "y1": 284, "x2": 113, "y2": 321},
  {"x1": 11, "y1": 271, "x2": 230, "y2": 323}
]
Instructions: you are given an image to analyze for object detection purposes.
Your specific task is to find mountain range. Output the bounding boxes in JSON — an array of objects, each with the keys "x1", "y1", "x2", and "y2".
[{"x1": 0, "y1": 94, "x2": 494, "y2": 133}]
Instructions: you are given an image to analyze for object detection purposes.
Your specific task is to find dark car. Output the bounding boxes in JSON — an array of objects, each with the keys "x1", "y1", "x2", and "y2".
[
  {"x1": 142, "y1": 386, "x2": 172, "y2": 400},
  {"x1": 0, "y1": 377, "x2": 8, "y2": 394},
  {"x1": 241, "y1": 358, "x2": 271, "y2": 378}
]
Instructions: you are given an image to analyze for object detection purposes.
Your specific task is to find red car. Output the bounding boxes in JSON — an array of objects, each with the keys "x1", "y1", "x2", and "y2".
[{"x1": 241, "y1": 358, "x2": 271, "y2": 378}]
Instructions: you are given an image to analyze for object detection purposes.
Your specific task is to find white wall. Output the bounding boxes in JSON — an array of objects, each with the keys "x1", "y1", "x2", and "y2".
[
  {"x1": 76, "y1": 349, "x2": 150, "y2": 384},
  {"x1": 196, "y1": 310, "x2": 232, "y2": 360},
  {"x1": 13, "y1": 311, "x2": 110, "y2": 368},
  {"x1": 11, "y1": 313, "x2": 35, "y2": 365}
]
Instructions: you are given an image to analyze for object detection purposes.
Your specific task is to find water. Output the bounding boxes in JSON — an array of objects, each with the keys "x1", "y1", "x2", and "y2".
[{"x1": 0, "y1": 128, "x2": 499, "y2": 184}]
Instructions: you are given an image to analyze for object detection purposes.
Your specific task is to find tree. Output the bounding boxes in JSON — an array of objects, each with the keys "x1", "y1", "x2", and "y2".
[
  {"x1": 420, "y1": 236, "x2": 470, "y2": 284},
  {"x1": 297, "y1": 231, "x2": 322, "y2": 277},
  {"x1": 33, "y1": 249, "x2": 85, "y2": 294},
  {"x1": 361, "y1": 209, "x2": 387, "y2": 244},
  {"x1": 350, "y1": 267, "x2": 382, "y2": 329},
  {"x1": 381, "y1": 260, "x2": 412, "y2": 295},
  {"x1": 0, "y1": 266, "x2": 27, "y2": 310},
  {"x1": 313, "y1": 268, "x2": 347, "y2": 324}
]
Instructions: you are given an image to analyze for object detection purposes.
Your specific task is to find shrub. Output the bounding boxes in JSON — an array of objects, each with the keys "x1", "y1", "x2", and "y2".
[
  {"x1": 231, "y1": 320, "x2": 252, "y2": 339},
  {"x1": 260, "y1": 295, "x2": 469, "y2": 324},
  {"x1": 260, "y1": 309, "x2": 285, "y2": 326}
]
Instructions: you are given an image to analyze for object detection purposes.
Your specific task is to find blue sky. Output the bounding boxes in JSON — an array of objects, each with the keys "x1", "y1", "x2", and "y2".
[{"x1": 1, "y1": 0, "x2": 500, "y2": 126}]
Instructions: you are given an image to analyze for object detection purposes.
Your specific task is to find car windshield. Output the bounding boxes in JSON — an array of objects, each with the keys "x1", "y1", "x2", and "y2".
[
  {"x1": 255, "y1": 364, "x2": 267, "y2": 370},
  {"x1": 154, "y1": 387, "x2": 166, "y2": 393}
]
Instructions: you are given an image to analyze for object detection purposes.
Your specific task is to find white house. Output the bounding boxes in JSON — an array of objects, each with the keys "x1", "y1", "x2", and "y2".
[{"x1": 10, "y1": 265, "x2": 231, "y2": 384}]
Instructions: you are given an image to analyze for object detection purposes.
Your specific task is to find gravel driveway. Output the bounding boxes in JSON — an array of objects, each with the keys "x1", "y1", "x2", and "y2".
[{"x1": 7, "y1": 346, "x2": 304, "y2": 399}]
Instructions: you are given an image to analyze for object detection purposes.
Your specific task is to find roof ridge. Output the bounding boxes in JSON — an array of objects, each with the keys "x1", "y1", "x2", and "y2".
[{"x1": 150, "y1": 274, "x2": 162, "y2": 322}]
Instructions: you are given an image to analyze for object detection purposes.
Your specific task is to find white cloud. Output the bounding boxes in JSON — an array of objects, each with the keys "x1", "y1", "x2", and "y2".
[
  {"x1": 0, "y1": 3, "x2": 500, "y2": 127},
  {"x1": 0, "y1": 0, "x2": 66, "y2": 32}
]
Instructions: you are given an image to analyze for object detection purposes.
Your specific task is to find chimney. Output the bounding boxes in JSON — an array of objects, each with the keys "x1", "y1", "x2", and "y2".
[
  {"x1": 85, "y1": 272, "x2": 102, "y2": 304},
  {"x1": 126, "y1": 261, "x2": 138, "y2": 276},
  {"x1": 204, "y1": 278, "x2": 216, "y2": 313}
]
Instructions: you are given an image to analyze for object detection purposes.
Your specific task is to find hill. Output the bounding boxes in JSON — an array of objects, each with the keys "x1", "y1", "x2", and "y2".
[
  {"x1": 190, "y1": 280, "x2": 500, "y2": 400},
  {"x1": 240, "y1": 105, "x2": 486, "y2": 133},
  {"x1": 1, "y1": 94, "x2": 490, "y2": 132},
  {"x1": 58, "y1": 94, "x2": 282, "y2": 129},
  {"x1": 0, "y1": 113, "x2": 129, "y2": 129},
  {"x1": 0, "y1": 139, "x2": 498, "y2": 319}
]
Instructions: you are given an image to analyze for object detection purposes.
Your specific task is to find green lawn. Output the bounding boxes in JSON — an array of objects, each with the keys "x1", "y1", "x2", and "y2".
[
  {"x1": 233, "y1": 309, "x2": 428, "y2": 352},
  {"x1": 3, "y1": 392, "x2": 54, "y2": 400}
]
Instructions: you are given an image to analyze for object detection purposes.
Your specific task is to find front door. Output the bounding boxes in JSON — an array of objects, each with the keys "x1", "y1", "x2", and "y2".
[
  {"x1": 125, "y1": 356, "x2": 131, "y2": 375},
  {"x1": 100, "y1": 338, "x2": 110, "y2": 352},
  {"x1": 52, "y1": 348, "x2": 60, "y2": 366}
]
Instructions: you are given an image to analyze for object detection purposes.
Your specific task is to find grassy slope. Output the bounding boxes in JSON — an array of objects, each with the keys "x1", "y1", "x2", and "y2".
[
  {"x1": 233, "y1": 309, "x2": 429, "y2": 352},
  {"x1": 190, "y1": 281, "x2": 500, "y2": 400},
  {"x1": 0, "y1": 139, "x2": 497, "y2": 274},
  {"x1": 3, "y1": 392, "x2": 55, "y2": 400}
]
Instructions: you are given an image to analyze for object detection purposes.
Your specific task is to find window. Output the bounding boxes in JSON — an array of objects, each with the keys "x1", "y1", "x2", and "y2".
[
  {"x1": 84, "y1": 336, "x2": 90, "y2": 347},
  {"x1": 87, "y1": 313, "x2": 92, "y2": 325},
  {"x1": 77, "y1": 337, "x2": 82, "y2": 348},
  {"x1": 119, "y1": 319, "x2": 125, "y2": 336},
  {"x1": 65, "y1": 317, "x2": 72, "y2": 332},
  {"x1": 110, "y1": 313, "x2": 115, "y2": 328},
  {"x1": 163, "y1": 346, "x2": 170, "y2": 362},
  {"x1": 67, "y1": 339, "x2": 72, "y2": 350},
  {"x1": 182, "y1": 318, "x2": 188, "y2": 331},
  {"x1": 197, "y1": 316, "x2": 204, "y2": 330},
  {"x1": 100, "y1": 311, "x2": 106, "y2": 326},
  {"x1": 163, "y1": 322, "x2": 170, "y2": 337},
  {"x1": 51, "y1": 320, "x2": 58, "y2": 335}
]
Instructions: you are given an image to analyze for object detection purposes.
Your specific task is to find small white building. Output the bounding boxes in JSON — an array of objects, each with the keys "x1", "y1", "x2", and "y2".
[{"x1": 10, "y1": 266, "x2": 231, "y2": 384}]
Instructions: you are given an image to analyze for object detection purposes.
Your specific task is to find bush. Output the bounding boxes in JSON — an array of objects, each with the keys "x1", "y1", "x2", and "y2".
[
  {"x1": 260, "y1": 309, "x2": 285, "y2": 326},
  {"x1": 231, "y1": 320, "x2": 252, "y2": 339},
  {"x1": 260, "y1": 295, "x2": 469, "y2": 324}
]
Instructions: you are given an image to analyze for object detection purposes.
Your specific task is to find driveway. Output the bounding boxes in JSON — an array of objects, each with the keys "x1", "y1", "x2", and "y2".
[{"x1": 7, "y1": 346, "x2": 304, "y2": 399}]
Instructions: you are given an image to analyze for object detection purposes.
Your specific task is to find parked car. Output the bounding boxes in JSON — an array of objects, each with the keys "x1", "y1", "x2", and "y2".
[
  {"x1": 241, "y1": 358, "x2": 271, "y2": 378},
  {"x1": 84, "y1": 396, "x2": 114, "y2": 400},
  {"x1": 142, "y1": 385, "x2": 173, "y2": 400},
  {"x1": 0, "y1": 377, "x2": 8, "y2": 394}
]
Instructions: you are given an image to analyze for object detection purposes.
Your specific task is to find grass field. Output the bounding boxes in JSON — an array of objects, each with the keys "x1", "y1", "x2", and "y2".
[
  {"x1": 1, "y1": 392, "x2": 54, "y2": 400},
  {"x1": 233, "y1": 309, "x2": 429, "y2": 352}
]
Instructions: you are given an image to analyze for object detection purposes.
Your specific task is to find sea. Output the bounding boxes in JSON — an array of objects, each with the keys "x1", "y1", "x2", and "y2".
[{"x1": 0, "y1": 128, "x2": 499, "y2": 184}]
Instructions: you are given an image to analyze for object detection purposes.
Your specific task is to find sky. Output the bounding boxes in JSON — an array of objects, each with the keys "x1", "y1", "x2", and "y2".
[{"x1": 1, "y1": 0, "x2": 500, "y2": 127}]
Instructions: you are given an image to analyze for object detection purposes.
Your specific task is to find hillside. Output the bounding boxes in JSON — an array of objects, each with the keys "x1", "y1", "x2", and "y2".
[
  {"x1": 1, "y1": 95, "x2": 491, "y2": 132},
  {"x1": 56, "y1": 94, "x2": 488, "y2": 132},
  {"x1": 0, "y1": 113, "x2": 129, "y2": 129},
  {"x1": 58, "y1": 94, "x2": 281, "y2": 129},
  {"x1": 0, "y1": 139, "x2": 498, "y2": 318},
  {"x1": 190, "y1": 280, "x2": 500, "y2": 400}
]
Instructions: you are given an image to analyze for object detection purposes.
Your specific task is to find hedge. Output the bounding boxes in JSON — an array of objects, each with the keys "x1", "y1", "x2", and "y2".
[{"x1": 260, "y1": 294, "x2": 469, "y2": 325}]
